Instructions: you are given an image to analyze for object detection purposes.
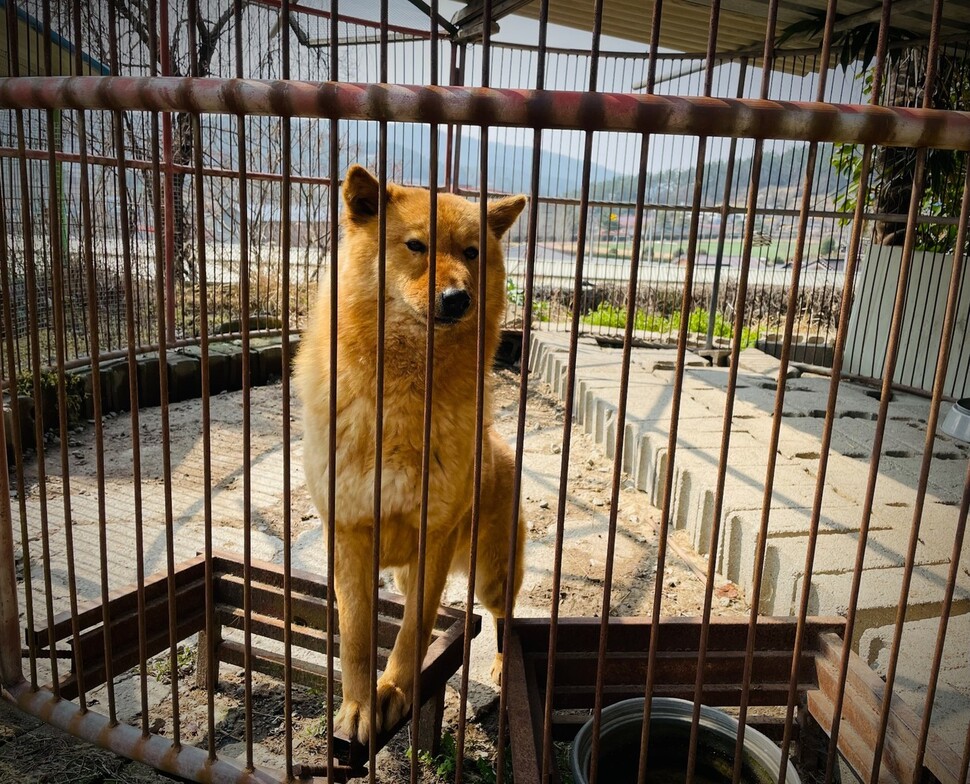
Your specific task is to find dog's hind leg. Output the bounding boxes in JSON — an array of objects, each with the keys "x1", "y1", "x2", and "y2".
[
  {"x1": 378, "y1": 528, "x2": 458, "y2": 729},
  {"x1": 474, "y1": 433, "x2": 526, "y2": 684}
]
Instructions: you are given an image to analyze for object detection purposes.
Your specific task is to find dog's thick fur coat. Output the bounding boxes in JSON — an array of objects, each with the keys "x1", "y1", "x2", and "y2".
[{"x1": 295, "y1": 166, "x2": 527, "y2": 742}]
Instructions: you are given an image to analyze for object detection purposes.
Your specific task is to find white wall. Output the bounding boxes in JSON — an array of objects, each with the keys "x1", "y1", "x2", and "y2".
[{"x1": 845, "y1": 245, "x2": 970, "y2": 399}]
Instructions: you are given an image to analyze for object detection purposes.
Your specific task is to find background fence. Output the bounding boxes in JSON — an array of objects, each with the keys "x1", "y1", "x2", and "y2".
[{"x1": 2, "y1": 0, "x2": 968, "y2": 395}]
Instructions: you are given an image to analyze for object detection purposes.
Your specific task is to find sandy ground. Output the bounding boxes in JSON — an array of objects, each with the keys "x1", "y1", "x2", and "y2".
[{"x1": 11, "y1": 369, "x2": 746, "y2": 782}]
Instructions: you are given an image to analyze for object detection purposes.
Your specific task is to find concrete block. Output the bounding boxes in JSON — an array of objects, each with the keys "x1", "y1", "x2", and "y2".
[
  {"x1": 166, "y1": 352, "x2": 201, "y2": 402},
  {"x1": 14, "y1": 395, "x2": 35, "y2": 450},
  {"x1": 250, "y1": 337, "x2": 284, "y2": 384},
  {"x1": 180, "y1": 346, "x2": 229, "y2": 395},
  {"x1": 808, "y1": 563, "x2": 970, "y2": 641},
  {"x1": 134, "y1": 354, "x2": 162, "y2": 408},
  {"x1": 207, "y1": 342, "x2": 246, "y2": 391},
  {"x1": 66, "y1": 367, "x2": 95, "y2": 420},
  {"x1": 737, "y1": 347, "x2": 787, "y2": 377},
  {"x1": 860, "y1": 614, "x2": 970, "y2": 676},
  {"x1": 100, "y1": 359, "x2": 131, "y2": 413},
  {"x1": 760, "y1": 525, "x2": 962, "y2": 617}
]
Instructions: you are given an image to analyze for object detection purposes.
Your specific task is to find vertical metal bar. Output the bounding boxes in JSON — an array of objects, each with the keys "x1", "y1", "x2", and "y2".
[
  {"x1": 370, "y1": 0, "x2": 390, "y2": 774},
  {"x1": 0, "y1": 41, "x2": 36, "y2": 695},
  {"x1": 682, "y1": 2, "x2": 777, "y2": 780},
  {"x1": 867, "y1": 10, "x2": 952, "y2": 780},
  {"x1": 776, "y1": 3, "x2": 893, "y2": 777},
  {"x1": 631, "y1": 7, "x2": 690, "y2": 783},
  {"x1": 524, "y1": 9, "x2": 553, "y2": 784},
  {"x1": 450, "y1": 44, "x2": 466, "y2": 195},
  {"x1": 103, "y1": 0, "x2": 151, "y2": 728},
  {"x1": 0, "y1": 183, "x2": 23, "y2": 690},
  {"x1": 635, "y1": 1, "x2": 734, "y2": 778},
  {"x1": 728, "y1": 6, "x2": 838, "y2": 784},
  {"x1": 455, "y1": 5, "x2": 495, "y2": 782},
  {"x1": 0, "y1": 158, "x2": 34, "y2": 686},
  {"x1": 7, "y1": 0, "x2": 60, "y2": 700},
  {"x1": 589, "y1": 129, "x2": 654, "y2": 781},
  {"x1": 325, "y1": 4, "x2": 339, "y2": 783},
  {"x1": 186, "y1": 0, "x2": 217, "y2": 762},
  {"x1": 148, "y1": 0, "x2": 182, "y2": 750},
  {"x1": 588, "y1": 12, "x2": 672, "y2": 784},
  {"x1": 280, "y1": 0, "x2": 295, "y2": 778},
  {"x1": 159, "y1": 0, "x2": 176, "y2": 343},
  {"x1": 912, "y1": 424, "x2": 970, "y2": 777},
  {"x1": 39, "y1": 0, "x2": 90, "y2": 715},
  {"x1": 823, "y1": 4, "x2": 943, "y2": 778},
  {"x1": 704, "y1": 57, "x2": 748, "y2": 350},
  {"x1": 140, "y1": 0, "x2": 163, "y2": 744},
  {"x1": 411, "y1": 3, "x2": 438, "y2": 780},
  {"x1": 444, "y1": 41, "x2": 457, "y2": 193},
  {"x1": 232, "y1": 0, "x2": 255, "y2": 770}
]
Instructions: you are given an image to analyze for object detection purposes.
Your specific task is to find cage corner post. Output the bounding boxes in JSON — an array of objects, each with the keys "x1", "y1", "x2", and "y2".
[{"x1": 0, "y1": 385, "x2": 24, "y2": 690}]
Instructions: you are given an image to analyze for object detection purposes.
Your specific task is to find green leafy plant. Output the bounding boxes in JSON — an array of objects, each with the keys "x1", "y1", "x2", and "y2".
[
  {"x1": 147, "y1": 644, "x2": 196, "y2": 684},
  {"x1": 787, "y1": 15, "x2": 969, "y2": 253},
  {"x1": 408, "y1": 733, "x2": 502, "y2": 782},
  {"x1": 581, "y1": 302, "x2": 647, "y2": 331},
  {"x1": 17, "y1": 369, "x2": 86, "y2": 428},
  {"x1": 506, "y1": 276, "x2": 525, "y2": 307}
]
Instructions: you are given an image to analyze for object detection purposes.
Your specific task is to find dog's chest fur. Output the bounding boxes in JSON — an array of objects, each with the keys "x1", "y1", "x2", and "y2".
[{"x1": 302, "y1": 350, "x2": 488, "y2": 538}]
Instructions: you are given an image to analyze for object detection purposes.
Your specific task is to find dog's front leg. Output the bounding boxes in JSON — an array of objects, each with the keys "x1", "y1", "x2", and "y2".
[
  {"x1": 377, "y1": 529, "x2": 458, "y2": 729},
  {"x1": 331, "y1": 525, "x2": 381, "y2": 743}
]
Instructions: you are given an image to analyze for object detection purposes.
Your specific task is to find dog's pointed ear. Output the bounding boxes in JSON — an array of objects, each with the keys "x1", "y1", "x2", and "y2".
[
  {"x1": 343, "y1": 165, "x2": 386, "y2": 222},
  {"x1": 487, "y1": 195, "x2": 527, "y2": 238}
]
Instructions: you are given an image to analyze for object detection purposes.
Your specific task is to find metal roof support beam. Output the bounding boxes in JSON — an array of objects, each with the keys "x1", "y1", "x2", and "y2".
[{"x1": 451, "y1": 0, "x2": 533, "y2": 42}]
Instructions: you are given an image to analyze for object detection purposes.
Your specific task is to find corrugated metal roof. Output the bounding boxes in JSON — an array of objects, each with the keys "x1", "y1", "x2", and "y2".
[{"x1": 503, "y1": 0, "x2": 970, "y2": 58}]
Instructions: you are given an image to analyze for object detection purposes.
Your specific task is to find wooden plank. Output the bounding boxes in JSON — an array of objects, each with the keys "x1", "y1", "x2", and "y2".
[
  {"x1": 73, "y1": 579, "x2": 205, "y2": 686},
  {"x1": 524, "y1": 641, "x2": 560, "y2": 784},
  {"x1": 510, "y1": 616, "x2": 846, "y2": 655},
  {"x1": 506, "y1": 632, "x2": 544, "y2": 784},
  {"x1": 30, "y1": 556, "x2": 207, "y2": 648},
  {"x1": 549, "y1": 682, "x2": 817, "y2": 708},
  {"x1": 810, "y1": 632, "x2": 963, "y2": 784},
  {"x1": 530, "y1": 648, "x2": 817, "y2": 689},
  {"x1": 807, "y1": 688, "x2": 901, "y2": 784},
  {"x1": 58, "y1": 608, "x2": 207, "y2": 700},
  {"x1": 212, "y1": 550, "x2": 465, "y2": 629}
]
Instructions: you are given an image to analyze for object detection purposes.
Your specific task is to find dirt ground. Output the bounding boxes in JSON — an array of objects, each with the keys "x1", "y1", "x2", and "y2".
[{"x1": 17, "y1": 368, "x2": 747, "y2": 782}]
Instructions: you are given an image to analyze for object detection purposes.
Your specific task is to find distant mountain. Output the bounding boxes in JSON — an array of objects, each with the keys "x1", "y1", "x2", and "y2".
[
  {"x1": 586, "y1": 143, "x2": 853, "y2": 207},
  {"x1": 346, "y1": 128, "x2": 621, "y2": 197}
]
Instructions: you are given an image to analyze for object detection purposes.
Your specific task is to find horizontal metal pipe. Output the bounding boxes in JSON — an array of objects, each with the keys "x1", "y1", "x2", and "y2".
[
  {"x1": 1, "y1": 77, "x2": 969, "y2": 148},
  {"x1": 0, "y1": 146, "x2": 333, "y2": 187},
  {"x1": 4, "y1": 682, "x2": 281, "y2": 783}
]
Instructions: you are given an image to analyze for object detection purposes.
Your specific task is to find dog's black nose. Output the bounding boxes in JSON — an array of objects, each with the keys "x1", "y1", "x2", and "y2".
[{"x1": 438, "y1": 288, "x2": 471, "y2": 322}]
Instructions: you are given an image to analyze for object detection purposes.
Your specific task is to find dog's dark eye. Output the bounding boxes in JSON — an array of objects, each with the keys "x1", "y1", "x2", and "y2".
[
  {"x1": 463, "y1": 247, "x2": 479, "y2": 260},
  {"x1": 405, "y1": 239, "x2": 427, "y2": 253}
]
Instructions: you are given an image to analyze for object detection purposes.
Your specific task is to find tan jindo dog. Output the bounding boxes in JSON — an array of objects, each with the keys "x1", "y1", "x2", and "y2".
[{"x1": 295, "y1": 165, "x2": 527, "y2": 742}]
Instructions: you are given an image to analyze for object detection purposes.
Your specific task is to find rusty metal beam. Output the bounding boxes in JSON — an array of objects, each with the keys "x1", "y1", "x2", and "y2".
[
  {"x1": 4, "y1": 681, "x2": 283, "y2": 783},
  {"x1": 1, "y1": 77, "x2": 969, "y2": 148}
]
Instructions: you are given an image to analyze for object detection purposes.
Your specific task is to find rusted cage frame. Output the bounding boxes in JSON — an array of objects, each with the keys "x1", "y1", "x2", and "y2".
[
  {"x1": 0, "y1": 4, "x2": 965, "y2": 775},
  {"x1": 2, "y1": 68, "x2": 969, "y2": 776}
]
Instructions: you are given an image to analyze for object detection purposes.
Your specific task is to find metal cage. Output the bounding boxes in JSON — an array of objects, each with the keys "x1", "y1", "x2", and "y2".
[{"x1": 0, "y1": 1, "x2": 968, "y2": 783}]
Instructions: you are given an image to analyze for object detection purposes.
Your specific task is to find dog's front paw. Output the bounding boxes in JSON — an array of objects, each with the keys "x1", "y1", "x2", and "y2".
[
  {"x1": 375, "y1": 677, "x2": 410, "y2": 730},
  {"x1": 333, "y1": 681, "x2": 411, "y2": 744},
  {"x1": 334, "y1": 699, "x2": 373, "y2": 744}
]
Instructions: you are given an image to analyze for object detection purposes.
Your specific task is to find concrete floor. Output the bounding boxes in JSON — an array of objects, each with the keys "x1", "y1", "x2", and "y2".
[{"x1": 5, "y1": 332, "x2": 970, "y2": 778}]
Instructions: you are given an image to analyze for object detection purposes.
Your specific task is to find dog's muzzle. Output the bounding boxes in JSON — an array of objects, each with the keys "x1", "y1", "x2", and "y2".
[{"x1": 436, "y1": 288, "x2": 471, "y2": 324}]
